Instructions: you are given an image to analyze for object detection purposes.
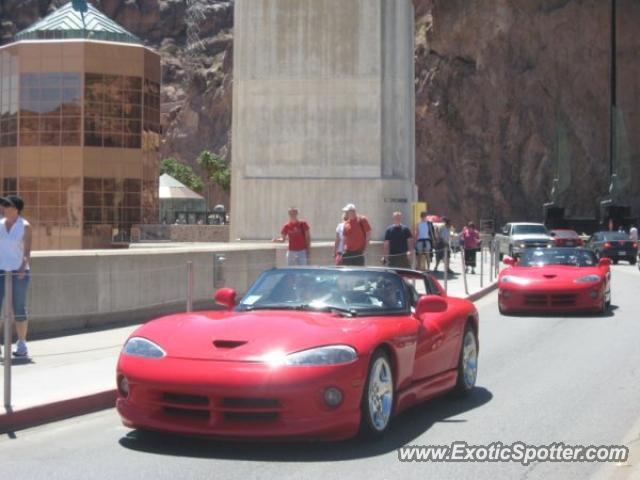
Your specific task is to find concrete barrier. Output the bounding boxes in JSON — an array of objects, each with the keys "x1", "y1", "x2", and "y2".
[{"x1": 26, "y1": 242, "x2": 384, "y2": 337}]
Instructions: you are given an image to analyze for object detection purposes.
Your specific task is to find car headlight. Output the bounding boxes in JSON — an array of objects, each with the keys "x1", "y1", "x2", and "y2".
[
  {"x1": 574, "y1": 275, "x2": 601, "y2": 283},
  {"x1": 284, "y1": 345, "x2": 357, "y2": 366},
  {"x1": 518, "y1": 243, "x2": 527, "y2": 249},
  {"x1": 501, "y1": 275, "x2": 531, "y2": 286},
  {"x1": 122, "y1": 337, "x2": 166, "y2": 358}
]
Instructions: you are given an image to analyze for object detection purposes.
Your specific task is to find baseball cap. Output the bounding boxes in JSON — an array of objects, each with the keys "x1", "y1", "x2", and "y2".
[
  {"x1": 0, "y1": 195, "x2": 24, "y2": 212},
  {"x1": 342, "y1": 203, "x2": 356, "y2": 212}
]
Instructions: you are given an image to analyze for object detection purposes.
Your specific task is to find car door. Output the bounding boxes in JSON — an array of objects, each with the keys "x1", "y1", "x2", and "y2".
[{"x1": 411, "y1": 275, "x2": 457, "y2": 381}]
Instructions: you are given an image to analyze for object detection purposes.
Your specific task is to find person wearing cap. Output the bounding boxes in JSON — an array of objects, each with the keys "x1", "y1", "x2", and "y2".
[
  {"x1": 273, "y1": 207, "x2": 311, "y2": 266},
  {"x1": 341, "y1": 204, "x2": 372, "y2": 266},
  {"x1": 0, "y1": 195, "x2": 32, "y2": 358}
]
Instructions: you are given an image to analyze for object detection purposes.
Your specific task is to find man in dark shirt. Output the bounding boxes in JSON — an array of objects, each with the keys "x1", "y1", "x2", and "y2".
[{"x1": 383, "y1": 212, "x2": 414, "y2": 268}]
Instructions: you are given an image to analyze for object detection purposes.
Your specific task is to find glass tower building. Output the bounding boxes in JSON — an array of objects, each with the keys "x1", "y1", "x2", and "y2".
[{"x1": 0, "y1": 0, "x2": 160, "y2": 249}]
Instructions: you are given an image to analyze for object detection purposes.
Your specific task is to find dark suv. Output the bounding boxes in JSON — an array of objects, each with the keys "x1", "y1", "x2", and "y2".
[{"x1": 587, "y1": 231, "x2": 638, "y2": 265}]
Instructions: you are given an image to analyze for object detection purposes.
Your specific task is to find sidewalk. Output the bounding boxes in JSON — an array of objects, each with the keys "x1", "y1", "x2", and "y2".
[{"x1": 0, "y1": 252, "x2": 500, "y2": 433}]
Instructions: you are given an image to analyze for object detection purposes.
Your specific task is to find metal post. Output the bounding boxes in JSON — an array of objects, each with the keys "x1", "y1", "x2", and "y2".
[
  {"x1": 443, "y1": 247, "x2": 449, "y2": 294},
  {"x1": 186, "y1": 261, "x2": 194, "y2": 313},
  {"x1": 489, "y1": 242, "x2": 494, "y2": 282},
  {"x1": 480, "y1": 246, "x2": 484, "y2": 288},
  {"x1": 461, "y1": 247, "x2": 469, "y2": 295},
  {"x1": 4, "y1": 272, "x2": 13, "y2": 409}
]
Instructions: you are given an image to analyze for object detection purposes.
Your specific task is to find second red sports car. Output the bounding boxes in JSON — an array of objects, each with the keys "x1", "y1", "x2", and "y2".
[
  {"x1": 498, "y1": 248, "x2": 611, "y2": 315},
  {"x1": 116, "y1": 267, "x2": 479, "y2": 441}
]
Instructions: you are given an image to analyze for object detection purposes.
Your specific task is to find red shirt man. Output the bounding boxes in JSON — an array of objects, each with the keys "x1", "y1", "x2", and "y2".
[
  {"x1": 341, "y1": 203, "x2": 371, "y2": 266},
  {"x1": 274, "y1": 207, "x2": 311, "y2": 266}
]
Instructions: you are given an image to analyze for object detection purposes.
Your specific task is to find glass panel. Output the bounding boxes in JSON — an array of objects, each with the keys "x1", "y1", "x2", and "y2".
[
  {"x1": 84, "y1": 178, "x2": 102, "y2": 191},
  {"x1": 40, "y1": 131, "x2": 60, "y2": 146},
  {"x1": 85, "y1": 132, "x2": 102, "y2": 146},
  {"x1": 61, "y1": 131, "x2": 81, "y2": 145},
  {"x1": 40, "y1": 178, "x2": 61, "y2": 191}
]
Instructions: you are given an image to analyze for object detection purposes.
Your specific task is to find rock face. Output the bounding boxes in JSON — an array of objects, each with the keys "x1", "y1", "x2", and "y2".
[{"x1": 2, "y1": 0, "x2": 638, "y2": 226}]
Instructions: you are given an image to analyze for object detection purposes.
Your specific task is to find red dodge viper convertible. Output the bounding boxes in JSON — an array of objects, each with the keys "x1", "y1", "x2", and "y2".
[
  {"x1": 116, "y1": 267, "x2": 479, "y2": 440},
  {"x1": 498, "y1": 248, "x2": 612, "y2": 315}
]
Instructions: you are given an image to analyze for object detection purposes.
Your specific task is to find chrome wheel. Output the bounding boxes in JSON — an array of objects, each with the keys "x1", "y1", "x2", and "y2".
[
  {"x1": 367, "y1": 356, "x2": 393, "y2": 432},
  {"x1": 462, "y1": 330, "x2": 478, "y2": 389}
]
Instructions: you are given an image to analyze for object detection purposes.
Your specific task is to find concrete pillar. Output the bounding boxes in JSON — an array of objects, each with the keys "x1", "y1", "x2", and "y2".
[{"x1": 231, "y1": 0, "x2": 416, "y2": 240}]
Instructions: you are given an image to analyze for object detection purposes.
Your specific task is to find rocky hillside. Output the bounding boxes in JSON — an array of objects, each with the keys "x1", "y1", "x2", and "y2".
[{"x1": 1, "y1": 0, "x2": 637, "y2": 225}]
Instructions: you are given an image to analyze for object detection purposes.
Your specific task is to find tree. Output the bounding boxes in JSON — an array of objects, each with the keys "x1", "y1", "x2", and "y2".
[
  {"x1": 197, "y1": 150, "x2": 231, "y2": 193},
  {"x1": 160, "y1": 157, "x2": 203, "y2": 193}
]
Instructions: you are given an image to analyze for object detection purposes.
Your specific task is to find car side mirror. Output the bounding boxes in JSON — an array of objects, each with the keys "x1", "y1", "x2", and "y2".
[
  {"x1": 503, "y1": 256, "x2": 516, "y2": 266},
  {"x1": 598, "y1": 258, "x2": 612, "y2": 267},
  {"x1": 550, "y1": 232, "x2": 556, "y2": 237},
  {"x1": 214, "y1": 288, "x2": 237, "y2": 310},
  {"x1": 414, "y1": 295, "x2": 447, "y2": 319}
]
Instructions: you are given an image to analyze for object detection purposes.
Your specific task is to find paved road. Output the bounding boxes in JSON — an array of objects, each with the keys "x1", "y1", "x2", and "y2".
[{"x1": 2, "y1": 265, "x2": 639, "y2": 480}]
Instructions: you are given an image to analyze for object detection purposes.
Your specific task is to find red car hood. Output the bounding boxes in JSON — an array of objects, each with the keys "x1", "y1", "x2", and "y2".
[
  {"x1": 501, "y1": 265, "x2": 604, "y2": 283},
  {"x1": 131, "y1": 310, "x2": 377, "y2": 362}
]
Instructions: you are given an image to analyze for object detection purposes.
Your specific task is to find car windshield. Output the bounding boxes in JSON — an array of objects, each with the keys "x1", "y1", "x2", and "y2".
[
  {"x1": 552, "y1": 230, "x2": 579, "y2": 238},
  {"x1": 512, "y1": 225, "x2": 548, "y2": 235},
  {"x1": 518, "y1": 249, "x2": 597, "y2": 267},
  {"x1": 237, "y1": 268, "x2": 407, "y2": 315}
]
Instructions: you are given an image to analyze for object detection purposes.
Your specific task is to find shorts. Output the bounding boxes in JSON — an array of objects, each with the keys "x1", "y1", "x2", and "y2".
[
  {"x1": 287, "y1": 250, "x2": 308, "y2": 266},
  {"x1": 0, "y1": 270, "x2": 31, "y2": 322},
  {"x1": 342, "y1": 250, "x2": 365, "y2": 266},
  {"x1": 415, "y1": 239, "x2": 433, "y2": 254}
]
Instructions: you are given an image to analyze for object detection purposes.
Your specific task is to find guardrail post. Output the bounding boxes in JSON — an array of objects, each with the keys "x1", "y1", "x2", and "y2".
[
  {"x1": 489, "y1": 241, "x2": 494, "y2": 282},
  {"x1": 480, "y1": 246, "x2": 485, "y2": 288},
  {"x1": 186, "y1": 261, "x2": 194, "y2": 313},
  {"x1": 3, "y1": 271, "x2": 13, "y2": 409},
  {"x1": 461, "y1": 247, "x2": 469, "y2": 295},
  {"x1": 443, "y1": 247, "x2": 449, "y2": 294}
]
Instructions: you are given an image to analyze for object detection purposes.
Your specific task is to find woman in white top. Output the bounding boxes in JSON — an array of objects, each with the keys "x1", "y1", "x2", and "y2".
[
  {"x1": 334, "y1": 212, "x2": 348, "y2": 265},
  {"x1": 0, "y1": 195, "x2": 32, "y2": 357}
]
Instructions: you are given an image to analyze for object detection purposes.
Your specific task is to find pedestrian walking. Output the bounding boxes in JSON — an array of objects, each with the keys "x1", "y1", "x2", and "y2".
[
  {"x1": 630, "y1": 226, "x2": 638, "y2": 243},
  {"x1": 434, "y1": 217, "x2": 454, "y2": 274},
  {"x1": 341, "y1": 204, "x2": 371, "y2": 266},
  {"x1": 0, "y1": 195, "x2": 32, "y2": 358},
  {"x1": 334, "y1": 212, "x2": 348, "y2": 265},
  {"x1": 273, "y1": 207, "x2": 311, "y2": 266},
  {"x1": 462, "y1": 221, "x2": 481, "y2": 274},
  {"x1": 382, "y1": 212, "x2": 413, "y2": 268},
  {"x1": 414, "y1": 211, "x2": 436, "y2": 272}
]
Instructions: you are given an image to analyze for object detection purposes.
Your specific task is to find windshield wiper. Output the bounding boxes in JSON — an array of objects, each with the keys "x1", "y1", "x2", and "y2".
[
  {"x1": 240, "y1": 304, "x2": 303, "y2": 312},
  {"x1": 297, "y1": 304, "x2": 358, "y2": 317}
]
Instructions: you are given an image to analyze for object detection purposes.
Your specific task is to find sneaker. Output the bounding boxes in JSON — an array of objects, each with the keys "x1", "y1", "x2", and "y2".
[{"x1": 13, "y1": 340, "x2": 28, "y2": 357}]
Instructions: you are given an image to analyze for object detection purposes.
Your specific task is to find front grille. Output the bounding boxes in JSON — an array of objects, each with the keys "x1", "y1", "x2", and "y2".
[
  {"x1": 162, "y1": 392, "x2": 209, "y2": 406},
  {"x1": 153, "y1": 392, "x2": 282, "y2": 425},
  {"x1": 524, "y1": 242, "x2": 548, "y2": 248},
  {"x1": 221, "y1": 397, "x2": 281, "y2": 409},
  {"x1": 163, "y1": 406, "x2": 211, "y2": 420},
  {"x1": 524, "y1": 293, "x2": 577, "y2": 307},
  {"x1": 550, "y1": 294, "x2": 576, "y2": 306},
  {"x1": 524, "y1": 294, "x2": 547, "y2": 306}
]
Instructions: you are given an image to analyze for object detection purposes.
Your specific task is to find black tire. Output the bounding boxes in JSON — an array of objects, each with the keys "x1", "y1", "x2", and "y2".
[
  {"x1": 452, "y1": 324, "x2": 478, "y2": 397},
  {"x1": 612, "y1": 259, "x2": 619, "y2": 265},
  {"x1": 360, "y1": 350, "x2": 394, "y2": 439},
  {"x1": 630, "y1": 257, "x2": 637, "y2": 265}
]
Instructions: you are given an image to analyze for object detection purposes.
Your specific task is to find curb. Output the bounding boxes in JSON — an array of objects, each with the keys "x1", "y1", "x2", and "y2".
[
  {"x1": 465, "y1": 281, "x2": 498, "y2": 302},
  {"x1": 0, "y1": 389, "x2": 116, "y2": 434}
]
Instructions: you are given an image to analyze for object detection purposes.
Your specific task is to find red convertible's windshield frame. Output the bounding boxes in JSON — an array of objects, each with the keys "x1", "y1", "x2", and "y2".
[
  {"x1": 518, "y1": 248, "x2": 598, "y2": 267},
  {"x1": 237, "y1": 268, "x2": 410, "y2": 315}
]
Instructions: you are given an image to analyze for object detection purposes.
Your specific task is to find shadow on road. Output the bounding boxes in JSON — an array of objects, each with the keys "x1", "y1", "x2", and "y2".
[{"x1": 118, "y1": 386, "x2": 493, "y2": 461}]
